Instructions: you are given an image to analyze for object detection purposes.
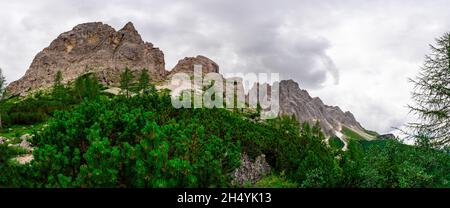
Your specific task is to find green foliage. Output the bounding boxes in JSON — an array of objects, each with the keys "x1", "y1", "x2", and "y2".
[
  {"x1": 3, "y1": 93, "x2": 242, "y2": 187},
  {"x1": 359, "y1": 139, "x2": 388, "y2": 150},
  {"x1": 137, "y1": 69, "x2": 150, "y2": 92},
  {"x1": 0, "y1": 90, "x2": 347, "y2": 188},
  {"x1": 0, "y1": 72, "x2": 449, "y2": 188},
  {"x1": 0, "y1": 67, "x2": 6, "y2": 100},
  {"x1": 253, "y1": 173, "x2": 298, "y2": 188},
  {"x1": 263, "y1": 119, "x2": 342, "y2": 188},
  {"x1": 0, "y1": 72, "x2": 100, "y2": 128},
  {"x1": 2, "y1": 95, "x2": 62, "y2": 126},
  {"x1": 73, "y1": 73, "x2": 101, "y2": 101},
  {"x1": 52, "y1": 71, "x2": 65, "y2": 100},
  {"x1": 364, "y1": 129, "x2": 379, "y2": 137},
  {"x1": 0, "y1": 124, "x2": 45, "y2": 139},
  {"x1": 342, "y1": 127, "x2": 365, "y2": 140},
  {"x1": 329, "y1": 136, "x2": 345, "y2": 149},
  {"x1": 120, "y1": 67, "x2": 134, "y2": 98},
  {"x1": 0, "y1": 67, "x2": 7, "y2": 128},
  {"x1": 338, "y1": 140, "x2": 365, "y2": 187},
  {"x1": 0, "y1": 144, "x2": 30, "y2": 187},
  {"x1": 409, "y1": 32, "x2": 450, "y2": 147},
  {"x1": 341, "y1": 139, "x2": 450, "y2": 188}
]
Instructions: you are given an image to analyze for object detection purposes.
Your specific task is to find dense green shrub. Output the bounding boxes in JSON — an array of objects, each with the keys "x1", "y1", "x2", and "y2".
[
  {"x1": 9, "y1": 93, "x2": 242, "y2": 187},
  {"x1": 340, "y1": 139, "x2": 450, "y2": 188},
  {"x1": 253, "y1": 173, "x2": 298, "y2": 188},
  {"x1": 0, "y1": 72, "x2": 104, "y2": 128},
  {"x1": 1, "y1": 79, "x2": 449, "y2": 188},
  {"x1": 0, "y1": 89, "x2": 346, "y2": 188},
  {"x1": 0, "y1": 145, "x2": 30, "y2": 187},
  {"x1": 329, "y1": 136, "x2": 345, "y2": 149}
]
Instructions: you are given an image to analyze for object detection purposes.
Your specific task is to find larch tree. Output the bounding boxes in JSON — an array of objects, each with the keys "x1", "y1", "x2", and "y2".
[
  {"x1": 52, "y1": 70, "x2": 65, "y2": 100},
  {"x1": 409, "y1": 32, "x2": 450, "y2": 148},
  {"x1": 120, "y1": 67, "x2": 134, "y2": 98},
  {"x1": 137, "y1": 68, "x2": 150, "y2": 93}
]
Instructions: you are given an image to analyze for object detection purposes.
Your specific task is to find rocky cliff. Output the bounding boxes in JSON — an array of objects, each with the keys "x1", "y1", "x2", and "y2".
[
  {"x1": 7, "y1": 22, "x2": 166, "y2": 96},
  {"x1": 278, "y1": 79, "x2": 364, "y2": 136}
]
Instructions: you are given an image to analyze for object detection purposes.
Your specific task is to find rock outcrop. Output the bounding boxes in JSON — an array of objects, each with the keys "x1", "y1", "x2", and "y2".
[
  {"x1": 232, "y1": 154, "x2": 271, "y2": 187},
  {"x1": 377, "y1": 134, "x2": 395, "y2": 140},
  {"x1": 13, "y1": 154, "x2": 34, "y2": 165},
  {"x1": 278, "y1": 79, "x2": 364, "y2": 136},
  {"x1": 0, "y1": 137, "x2": 6, "y2": 145},
  {"x1": 168, "y1": 55, "x2": 219, "y2": 76},
  {"x1": 7, "y1": 22, "x2": 166, "y2": 96}
]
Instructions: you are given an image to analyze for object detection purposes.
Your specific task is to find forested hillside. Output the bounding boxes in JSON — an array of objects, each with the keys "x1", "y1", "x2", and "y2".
[{"x1": 0, "y1": 72, "x2": 448, "y2": 188}]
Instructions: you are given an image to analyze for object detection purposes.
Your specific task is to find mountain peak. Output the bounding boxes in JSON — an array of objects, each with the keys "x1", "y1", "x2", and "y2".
[
  {"x1": 6, "y1": 21, "x2": 165, "y2": 96},
  {"x1": 121, "y1": 22, "x2": 136, "y2": 31},
  {"x1": 279, "y1": 79, "x2": 363, "y2": 136},
  {"x1": 118, "y1": 21, "x2": 144, "y2": 44}
]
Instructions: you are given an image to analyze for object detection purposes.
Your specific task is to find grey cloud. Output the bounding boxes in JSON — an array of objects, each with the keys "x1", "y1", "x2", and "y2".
[{"x1": 0, "y1": 0, "x2": 340, "y2": 89}]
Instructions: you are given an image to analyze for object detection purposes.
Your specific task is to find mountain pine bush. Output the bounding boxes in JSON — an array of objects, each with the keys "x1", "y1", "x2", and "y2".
[{"x1": 1, "y1": 75, "x2": 449, "y2": 188}]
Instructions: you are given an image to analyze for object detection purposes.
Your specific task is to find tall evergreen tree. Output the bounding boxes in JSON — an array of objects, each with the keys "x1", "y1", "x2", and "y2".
[
  {"x1": 54, "y1": 70, "x2": 63, "y2": 87},
  {"x1": 120, "y1": 67, "x2": 134, "y2": 98},
  {"x1": 137, "y1": 68, "x2": 150, "y2": 93},
  {"x1": 74, "y1": 73, "x2": 100, "y2": 101},
  {"x1": 0, "y1": 68, "x2": 6, "y2": 128},
  {"x1": 52, "y1": 70, "x2": 65, "y2": 100},
  {"x1": 409, "y1": 32, "x2": 450, "y2": 148}
]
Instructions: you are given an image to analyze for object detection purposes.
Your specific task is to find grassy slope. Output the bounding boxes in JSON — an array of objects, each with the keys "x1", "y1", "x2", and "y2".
[
  {"x1": 342, "y1": 126, "x2": 377, "y2": 141},
  {"x1": 341, "y1": 126, "x2": 392, "y2": 150}
]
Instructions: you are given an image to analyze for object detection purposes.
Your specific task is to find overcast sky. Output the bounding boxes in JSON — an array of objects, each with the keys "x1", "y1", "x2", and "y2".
[{"x1": 1, "y1": 0, "x2": 449, "y2": 134}]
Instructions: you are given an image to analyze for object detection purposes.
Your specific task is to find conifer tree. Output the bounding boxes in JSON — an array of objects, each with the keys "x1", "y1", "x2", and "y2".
[
  {"x1": 52, "y1": 70, "x2": 65, "y2": 100},
  {"x1": 137, "y1": 68, "x2": 150, "y2": 93},
  {"x1": 120, "y1": 67, "x2": 134, "y2": 98},
  {"x1": 74, "y1": 73, "x2": 100, "y2": 101},
  {"x1": 409, "y1": 32, "x2": 450, "y2": 148}
]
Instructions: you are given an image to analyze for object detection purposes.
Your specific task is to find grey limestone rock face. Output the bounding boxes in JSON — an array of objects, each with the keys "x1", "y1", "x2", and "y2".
[
  {"x1": 278, "y1": 79, "x2": 364, "y2": 136},
  {"x1": 232, "y1": 154, "x2": 271, "y2": 187},
  {"x1": 7, "y1": 22, "x2": 166, "y2": 96}
]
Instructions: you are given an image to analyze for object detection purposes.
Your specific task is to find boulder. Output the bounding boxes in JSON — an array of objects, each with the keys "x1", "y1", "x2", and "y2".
[
  {"x1": 19, "y1": 140, "x2": 33, "y2": 152},
  {"x1": 20, "y1": 134, "x2": 33, "y2": 141},
  {"x1": 13, "y1": 154, "x2": 34, "y2": 165},
  {"x1": 377, "y1": 134, "x2": 396, "y2": 140},
  {"x1": 0, "y1": 137, "x2": 6, "y2": 144},
  {"x1": 232, "y1": 154, "x2": 271, "y2": 186}
]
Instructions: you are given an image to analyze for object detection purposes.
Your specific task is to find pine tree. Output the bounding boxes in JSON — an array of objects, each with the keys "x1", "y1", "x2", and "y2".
[
  {"x1": 54, "y1": 70, "x2": 63, "y2": 87},
  {"x1": 74, "y1": 73, "x2": 100, "y2": 101},
  {"x1": 409, "y1": 32, "x2": 450, "y2": 148},
  {"x1": 52, "y1": 70, "x2": 65, "y2": 100},
  {"x1": 0, "y1": 68, "x2": 6, "y2": 128},
  {"x1": 137, "y1": 68, "x2": 150, "y2": 93},
  {"x1": 120, "y1": 67, "x2": 134, "y2": 98}
]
